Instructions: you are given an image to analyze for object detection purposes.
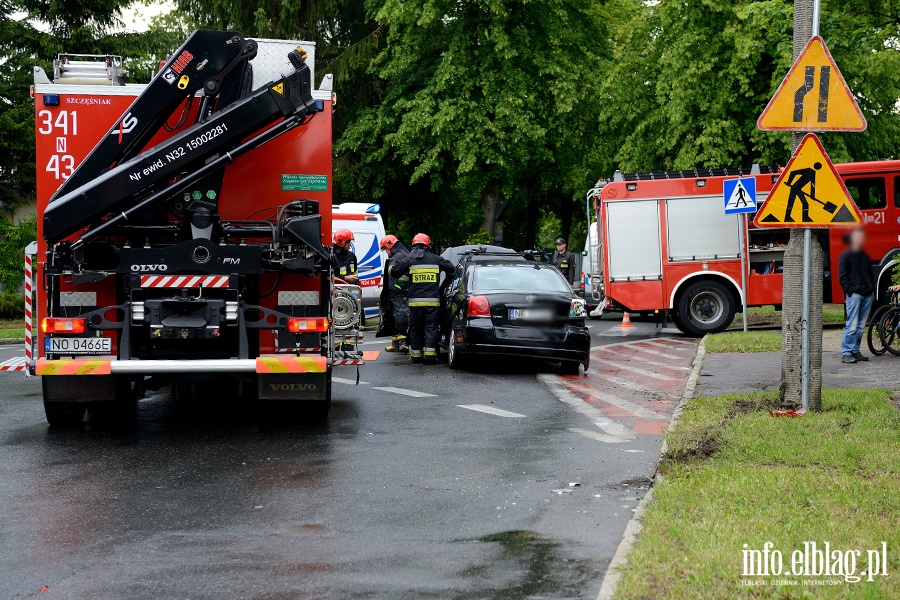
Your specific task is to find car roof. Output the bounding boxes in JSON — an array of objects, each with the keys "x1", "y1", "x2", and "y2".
[{"x1": 440, "y1": 245, "x2": 522, "y2": 266}]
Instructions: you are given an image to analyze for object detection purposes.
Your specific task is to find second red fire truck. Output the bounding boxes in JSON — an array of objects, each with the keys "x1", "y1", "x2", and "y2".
[{"x1": 593, "y1": 161, "x2": 900, "y2": 336}]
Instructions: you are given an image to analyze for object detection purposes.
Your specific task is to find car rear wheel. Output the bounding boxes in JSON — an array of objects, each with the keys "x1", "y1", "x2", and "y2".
[
  {"x1": 674, "y1": 280, "x2": 735, "y2": 337},
  {"x1": 447, "y1": 332, "x2": 467, "y2": 370},
  {"x1": 560, "y1": 361, "x2": 580, "y2": 375}
]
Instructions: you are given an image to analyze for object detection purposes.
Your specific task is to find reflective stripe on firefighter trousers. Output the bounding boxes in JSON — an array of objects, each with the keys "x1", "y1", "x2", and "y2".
[
  {"x1": 424, "y1": 347, "x2": 437, "y2": 357},
  {"x1": 410, "y1": 349, "x2": 424, "y2": 358},
  {"x1": 409, "y1": 298, "x2": 440, "y2": 307}
]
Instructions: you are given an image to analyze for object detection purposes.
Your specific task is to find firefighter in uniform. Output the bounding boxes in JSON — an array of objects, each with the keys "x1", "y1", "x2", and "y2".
[
  {"x1": 389, "y1": 233, "x2": 455, "y2": 364},
  {"x1": 333, "y1": 228, "x2": 359, "y2": 284},
  {"x1": 552, "y1": 236, "x2": 577, "y2": 287},
  {"x1": 379, "y1": 235, "x2": 410, "y2": 353}
]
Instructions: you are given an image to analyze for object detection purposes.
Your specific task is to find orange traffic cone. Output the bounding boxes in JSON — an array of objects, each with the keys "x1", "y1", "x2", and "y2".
[{"x1": 619, "y1": 312, "x2": 635, "y2": 328}]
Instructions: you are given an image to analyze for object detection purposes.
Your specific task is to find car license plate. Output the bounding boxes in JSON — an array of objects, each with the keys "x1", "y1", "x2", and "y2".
[
  {"x1": 45, "y1": 337, "x2": 112, "y2": 355},
  {"x1": 508, "y1": 308, "x2": 554, "y2": 320}
]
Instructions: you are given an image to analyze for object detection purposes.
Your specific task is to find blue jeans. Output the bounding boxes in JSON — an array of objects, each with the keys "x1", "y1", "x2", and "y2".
[{"x1": 841, "y1": 293, "x2": 874, "y2": 355}]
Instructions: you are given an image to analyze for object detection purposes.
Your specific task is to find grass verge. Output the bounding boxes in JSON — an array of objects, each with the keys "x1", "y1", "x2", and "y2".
[
  {"x1": 706, "y1": 330, "x2": 782, "y2": 353},
  {"x1": 616, "y1": 389, "x2": 900, "y2": 599},
  {"x1": 0, "y1": 328, "x2": 24, "y2": 339},
  {"x1": 732, "y1": 304, "x2": 845, "y2": 328}
]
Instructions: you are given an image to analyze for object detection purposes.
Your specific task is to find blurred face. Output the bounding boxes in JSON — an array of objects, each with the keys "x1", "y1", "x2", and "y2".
[
  {"x1": 850, "y1": 228, "x2": 865, "y2": 250},
  {"x1": 556, "y1": 242, "x2": 566, "y2": 252}
]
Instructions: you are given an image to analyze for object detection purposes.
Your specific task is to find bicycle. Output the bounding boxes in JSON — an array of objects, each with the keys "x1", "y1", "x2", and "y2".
[
  {"x1": 875, "y1": 290, "x2": 900, "y2": 356},
  {"x1": 867, "y1": 290, "x2": 899, "y2": 356}
]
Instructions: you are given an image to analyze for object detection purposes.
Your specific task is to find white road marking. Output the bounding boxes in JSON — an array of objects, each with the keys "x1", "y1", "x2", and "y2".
[
  {"x1": 372, "y1": 386, "x2": 437, "y2": 398},
  {"x1": 620, "y1": 345, "x2": 676, "y2": 358},
  {"x1": 661, "y1": 337, "x2": 696, "y2": 345},
  {"x1": 598, "y1": 329, "x2": 636, "y2": 337},
  {"x1": 457, "y1": 404, "x2": 525, "y2": 418},
  {"x1": 596, "y1": 375, "x2": 677, "y2": 402},
  {"x1": 568, "y1": 380, "x2": 668, "y2": 420},
  {"x1": 568, "y1": 427, "x2": 630, "y2": 444},
  {"x1": 333, "y1": 377, "x2": 368, "y2": 385},
  {"x1": 638, "y1": 360, "x2": 690, "y2": 371},
  {"x1": 641, "y1": 339, "x2": 691, "y2": 351},
  {"x1": 359, "y1": 340, "x2": 389, "y2": 346},
  {"x1": 537, "y1": 374, "x2": 635, "y2": 442},
  {"x1": 601, "y1": 360, "x2": 679, "y2": 381}
]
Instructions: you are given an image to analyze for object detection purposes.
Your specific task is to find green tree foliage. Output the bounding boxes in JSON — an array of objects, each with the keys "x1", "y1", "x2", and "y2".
[
  {"x1": 0, "y1": 216, "x2": 36, "y2": 291},
  {"x1": 0, "y1": 1, "x2": 183, "y2": 211},
  {"x1": 336, "y1": 0, "x2": 610, "y2": 247},
  {"x1": 598, "y1": 0, "x2": 900, "y2": 172}
]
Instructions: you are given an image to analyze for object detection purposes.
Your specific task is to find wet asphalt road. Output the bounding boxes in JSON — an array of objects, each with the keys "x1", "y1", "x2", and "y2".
[{"x1": 0, "y1": 316, "x2": 691, "y2": 599}]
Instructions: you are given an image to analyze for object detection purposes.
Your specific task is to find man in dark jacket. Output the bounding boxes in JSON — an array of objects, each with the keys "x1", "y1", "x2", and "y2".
[
  {"x1": 389, "y1": 233, "x2": 455, "y2": 364},
  {"x1": 552, "y1": 237, "x2": 577, "y2": 286},
  {"x1": 378, "y1": 235, "x2": 410, "y2": 353},
  {"x1": 838, "y1": 228, "x2": 875, "y2": 363}
]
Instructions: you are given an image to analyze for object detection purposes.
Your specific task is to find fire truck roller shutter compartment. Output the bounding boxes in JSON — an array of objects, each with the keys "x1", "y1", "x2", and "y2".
[
  {"x1": 666, "y1": 197, "x2": 741, "y2": 262},
  {"x1": 605, "y1": 200, "x2": 662, "y2": 282}
]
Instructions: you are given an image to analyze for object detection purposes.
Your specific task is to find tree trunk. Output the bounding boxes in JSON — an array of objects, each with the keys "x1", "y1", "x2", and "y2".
[
  {"x1": 523, "y1": 184, "x2": 539, "y2": 249},
  {"x1": 780, "y1": 0, "x2": 823, "y2": 410},
  {"x1": 480, "y1": 180, "x2": 500, "y2": 240}
]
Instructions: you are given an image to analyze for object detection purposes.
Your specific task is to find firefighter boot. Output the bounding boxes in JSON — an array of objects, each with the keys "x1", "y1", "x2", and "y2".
[
  {"x1": 409, "y1": 349, "x2": 424, "y2": 364},
  {"x1": 424, "y1": 348, "x2": 438, "y2": 365}
]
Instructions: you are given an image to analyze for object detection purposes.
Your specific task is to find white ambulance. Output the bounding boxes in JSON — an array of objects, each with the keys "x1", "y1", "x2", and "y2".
[{"x1": 332, "y1": 203, "x2": 386, "y2": 318}]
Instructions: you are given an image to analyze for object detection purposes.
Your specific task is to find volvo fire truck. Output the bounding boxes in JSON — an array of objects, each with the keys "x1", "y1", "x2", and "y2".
[
  {"x1": 593, "y1": 161, "x2": 900, "y2": 336},
  {"x1": 31, "y1": 31, "x2": 371, "y2": 426}
]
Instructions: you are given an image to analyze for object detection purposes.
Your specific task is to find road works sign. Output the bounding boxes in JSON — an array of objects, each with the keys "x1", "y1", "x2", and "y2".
[
  {"x1": 723, "y1": 177, "x2": 757, "y2": 215},
  {"x1": 754, "y1": 134, "x2": 862, "y2": 228},
  {"x1": 757, "y1": 36, "x2": 866, "y2": 132}
]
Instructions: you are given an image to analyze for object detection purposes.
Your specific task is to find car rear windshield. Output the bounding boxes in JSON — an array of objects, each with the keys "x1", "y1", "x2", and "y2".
[{"x1": 472, "y1": 264, "x2": 570, "y2": 293}]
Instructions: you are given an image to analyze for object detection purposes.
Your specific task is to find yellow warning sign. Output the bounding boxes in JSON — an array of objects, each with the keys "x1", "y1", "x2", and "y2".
[
  {"x1": 757, "y1": 36, "x2": 866, "y2": 132},
  {"x1": 754, "y1": 134, "x2": 862, "y2": 228},
  {"x1": 271, "y1": 83, "x2": 284, "y2": 95}
]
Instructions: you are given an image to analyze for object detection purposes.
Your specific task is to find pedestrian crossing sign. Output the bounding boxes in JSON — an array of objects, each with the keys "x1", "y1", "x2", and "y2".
[
  {"x1": 753, "y1": 134, "x2": 862, "y2": 228},
  {"x1": 723, "y1": 177, "x2": 756, "y2": 215}
]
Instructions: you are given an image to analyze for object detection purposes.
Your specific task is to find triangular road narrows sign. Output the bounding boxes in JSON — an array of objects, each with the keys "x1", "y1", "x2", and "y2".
[
  {"x1": 754, "y1": 134, "x2": 862, "y2": 228},
  {"x1": 757, "y1": 36, "x2": 866, "y2": 132}
]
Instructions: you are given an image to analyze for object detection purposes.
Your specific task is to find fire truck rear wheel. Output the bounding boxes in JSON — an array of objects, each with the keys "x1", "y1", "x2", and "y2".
[
  {"x1": 303, "y1": 374, "x2": 333, "y2": 421},
  {"x1": 43, "y1": 398, "x2": 86, "y2": 429},
  {"x1": 676, "y1": 280, "x2": 735, "y2": 337}
]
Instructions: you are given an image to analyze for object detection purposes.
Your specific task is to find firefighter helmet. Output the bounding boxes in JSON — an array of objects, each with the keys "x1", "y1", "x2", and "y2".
[
  {"x1": 380, "y1": 235, "x2": 399, "y2": 251},
  {"x1": 412, "y1": 233, "x2": 432, "y2": 248},
  {"x1": 333, "y1": 228, "x2": 354, "y2": 248}
]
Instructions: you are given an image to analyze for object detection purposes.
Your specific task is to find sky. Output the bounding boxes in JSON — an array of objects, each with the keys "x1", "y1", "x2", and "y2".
[{"x1": 118, "y1": 1, "x2": 174, "y2": 33}]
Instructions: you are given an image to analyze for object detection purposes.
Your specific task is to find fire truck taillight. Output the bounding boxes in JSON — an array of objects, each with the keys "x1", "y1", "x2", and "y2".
[
  {"x1": 287, "y1": 317, "x2": 330, "y2": 333},
  {"x1": 42, "y1": 318, "x2": 86, "y2": 334},
  {"x1": 467, "y1": 296, "x2": 491, "y2": 317}
]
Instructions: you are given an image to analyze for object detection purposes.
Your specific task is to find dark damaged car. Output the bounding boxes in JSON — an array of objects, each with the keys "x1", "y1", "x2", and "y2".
[{"x1": 439, "y1": 247, "x2": 591, "y2": 373}]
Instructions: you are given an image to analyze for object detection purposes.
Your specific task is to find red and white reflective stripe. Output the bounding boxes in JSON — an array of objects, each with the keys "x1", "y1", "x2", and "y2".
[
  {"x1": 23, "y1": 252, "x2": 33, "y2": 377},
  {"x1": 0, "y1": 357, "x2": 27, "y2": 372},
  {"x1": 332, "y1": 358, "x2": 366, "y2": 366},
  {"x1": 140, "y1": 275, "x2": 230, "y2": 288},
  {"x1": 272, "y1": 330, "x2": 320, "y2": 354}
]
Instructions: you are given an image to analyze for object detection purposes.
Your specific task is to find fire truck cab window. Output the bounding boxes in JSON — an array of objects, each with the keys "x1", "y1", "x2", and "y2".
[
  {"x1": 845, "y1": 177, "x2": 886, "y2": 210},
  {"x1": 894, "y1": 177, "x2": 900, "y2": 208}
]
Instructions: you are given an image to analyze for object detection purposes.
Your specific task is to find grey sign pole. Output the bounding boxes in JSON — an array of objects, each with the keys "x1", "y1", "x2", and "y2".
[
  {"x1": 740, "y1": 214, "x2": 749, "y2": 332},
  {"x1": 800, "y1": 0, "x2": 821, "y2": 410}
]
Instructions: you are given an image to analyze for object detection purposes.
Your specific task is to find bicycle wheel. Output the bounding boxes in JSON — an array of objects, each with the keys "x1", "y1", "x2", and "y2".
[
  {"x1": 878, "y1": 307, "x2": 900, "y2": 356},
  {"x1": 867, "y1": 305, "x2": 890, "y2": 356}
]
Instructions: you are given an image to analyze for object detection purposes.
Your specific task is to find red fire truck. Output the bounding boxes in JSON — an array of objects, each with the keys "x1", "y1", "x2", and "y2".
[
  {"x1": 594, "y1": 161, "x2": 900, "y2": 336},
  {"x1": 30, "y1": 31, "x2": 371, "y2": 426}
]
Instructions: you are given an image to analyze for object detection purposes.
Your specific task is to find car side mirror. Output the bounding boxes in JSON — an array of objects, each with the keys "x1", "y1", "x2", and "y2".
[{"x1": 582, "y1": 251, "x2": 588, "y2": 256}]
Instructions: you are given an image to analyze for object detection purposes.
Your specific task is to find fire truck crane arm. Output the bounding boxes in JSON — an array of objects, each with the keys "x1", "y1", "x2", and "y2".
[{"x1": 43, "y1": 46, "x2": 318, "y2": 244}]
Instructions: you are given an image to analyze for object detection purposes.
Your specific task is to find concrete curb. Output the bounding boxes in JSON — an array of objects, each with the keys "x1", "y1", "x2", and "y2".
[{"x1": 596, "y1": 335, "x2": 707, "y2": 600}]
